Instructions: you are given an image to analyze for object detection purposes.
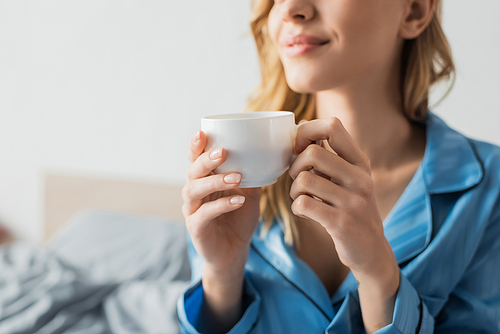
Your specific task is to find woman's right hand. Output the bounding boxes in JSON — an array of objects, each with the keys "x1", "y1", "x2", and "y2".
[
  {"x1": 183, "y1": 130, "x2": 262, "y2": 331},
  {"x1": 182, "y1": 130, "x2": 262, "y2": 276}
]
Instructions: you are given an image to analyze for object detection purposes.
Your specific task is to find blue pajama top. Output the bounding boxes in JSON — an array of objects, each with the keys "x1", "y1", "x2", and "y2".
[{"x1": 177, "y1": 112, "x2": 500, "y2": 333}]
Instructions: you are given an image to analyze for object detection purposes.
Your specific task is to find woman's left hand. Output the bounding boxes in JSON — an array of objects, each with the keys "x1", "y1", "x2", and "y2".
[{"x1": 289, "y1": 117, "x2": 400, "y2": 332}]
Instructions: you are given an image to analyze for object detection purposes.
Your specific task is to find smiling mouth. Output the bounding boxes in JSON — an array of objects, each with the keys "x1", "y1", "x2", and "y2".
[
  {"x1": 289, "y1": 41, "x2": 329, "y2": 47},
  {"x1": 282, "y1": 34, "x2": 330, "y2": 47},
  {"x1": 284, "y1": 41, "x2": 329, "y2": 57}
]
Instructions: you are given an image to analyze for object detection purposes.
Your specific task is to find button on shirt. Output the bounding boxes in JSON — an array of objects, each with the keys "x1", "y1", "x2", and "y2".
[{"x1": 177, "y1": 112, "x2": 500, "y2": 333}]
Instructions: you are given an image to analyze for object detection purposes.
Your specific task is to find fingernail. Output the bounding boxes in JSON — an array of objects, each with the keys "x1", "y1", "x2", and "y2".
[
  {"x1": 224, "y1": 173, "x2": 241, "y2": 184},
  {"x1": 192, "y1": 131, "x2": 200, "y2": 143},
  {"x1": 230, "y1": 196, "x2": 245, "y2": 204},
  {"x1": 209, "y1": 148, "x2": 222, "y2": 160}
]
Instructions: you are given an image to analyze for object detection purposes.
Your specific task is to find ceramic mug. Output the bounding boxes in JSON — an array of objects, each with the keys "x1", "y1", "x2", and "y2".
[{"x1": 201, "y1": 111, "x2": 301, "y2": 188}]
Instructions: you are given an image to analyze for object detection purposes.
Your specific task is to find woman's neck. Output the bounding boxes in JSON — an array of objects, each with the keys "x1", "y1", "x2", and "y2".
[{"x1": 315, "y1": 86, "x2": 424, "y2": 172}]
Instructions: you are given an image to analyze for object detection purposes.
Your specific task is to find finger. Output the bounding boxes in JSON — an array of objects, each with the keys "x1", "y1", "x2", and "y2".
[
  {"x1": 291, "y1": 194, "x2": 338, "y2": 227},
  {"x1": 189, "y1": 195, "x2": 246, "y2": 231},
  {"x1": 188, "y1": 131, "x2": 207, "y2": 164},
  {"x1": 295, "y1": 118, "x2": 369, "y2": 170},
  {"x1": 187, "y1": 147, "x2": 226, "y2": 182},
  {"x1": 182, "y1": 173, "x2": 242, "y2": 215},
  {"x1": 290, "y1": 170, "x2": 350, "y2": 206},
  {"x1": 310, "y1": 168, "x2": 330, "y2": 181},
  {"x1": 289, "y1": 144, "x2": 365, "y2": 189}
]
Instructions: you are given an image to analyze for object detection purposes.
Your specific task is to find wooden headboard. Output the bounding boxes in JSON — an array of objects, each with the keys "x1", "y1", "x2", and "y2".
[{"x1": 44, "y1": 173, "x2": 185, "y2": 242}]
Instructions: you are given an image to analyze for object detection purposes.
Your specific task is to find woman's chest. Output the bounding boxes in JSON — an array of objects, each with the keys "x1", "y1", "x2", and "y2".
[
  {"x1": 294, "y1": 218, "x2": 350, "y2": 297},
  {"x1": 247, "y1": 237, "x2": 364, "y2": 333}
]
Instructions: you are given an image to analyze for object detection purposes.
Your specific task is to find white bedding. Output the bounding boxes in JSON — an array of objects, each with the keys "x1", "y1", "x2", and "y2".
[{"x1": 0, "y1": 210, "x2": 190, "y2": 334}]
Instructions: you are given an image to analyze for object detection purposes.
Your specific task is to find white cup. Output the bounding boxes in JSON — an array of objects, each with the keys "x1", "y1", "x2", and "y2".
[{"x1": 201, "y1": 111, "x2": 300, "y2": 188}]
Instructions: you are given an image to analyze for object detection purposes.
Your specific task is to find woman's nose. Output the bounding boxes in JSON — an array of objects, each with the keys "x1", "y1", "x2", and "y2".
[{"x1": 279, "y1": 0, "x2": 314, "y2": 23}]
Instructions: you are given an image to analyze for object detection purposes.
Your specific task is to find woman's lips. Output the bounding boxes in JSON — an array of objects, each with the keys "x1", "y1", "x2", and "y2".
[
  {"x1": 281, "y1": 34, "x2": 330, "y2": 57},
  {"x1": 284, "y1": 43, "x2": 328, "y2": 57}
]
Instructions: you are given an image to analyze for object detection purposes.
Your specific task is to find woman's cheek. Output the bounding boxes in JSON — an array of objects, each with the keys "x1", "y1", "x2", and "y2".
[{"x1": 267, "y1": 8, "x2": 281, "y2": 46}]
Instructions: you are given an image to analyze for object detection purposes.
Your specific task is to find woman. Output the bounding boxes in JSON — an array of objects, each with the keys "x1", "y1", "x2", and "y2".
[{"x1": 177, "y1": 0, "x2": 500, "y2": 333}]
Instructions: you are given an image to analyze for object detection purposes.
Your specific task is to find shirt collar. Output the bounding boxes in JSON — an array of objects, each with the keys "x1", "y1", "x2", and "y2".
[
  {"x1": 383, "y1": 111, "x2": 484, "y2": 265},
  {"x1": 422, "y1": 112, "x2": 483, "y2": 194}
]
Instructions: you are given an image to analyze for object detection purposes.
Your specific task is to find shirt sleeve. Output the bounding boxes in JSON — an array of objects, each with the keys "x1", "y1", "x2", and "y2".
[
  {"x1": 433, "y1": 211, "x2": 500, "y2": 333},
  {"x1": 177, "y1": 277, "x2": 261, "y2": 334},
  {"x1": 372, "y1": 273, "x2": 435, "y2": 334},
  {"x1": 375, "y1": 211, "x2": 500, "y2": 334},
  {"x1": 176, "y1": 232, "x2": 262, "y2": 334}
]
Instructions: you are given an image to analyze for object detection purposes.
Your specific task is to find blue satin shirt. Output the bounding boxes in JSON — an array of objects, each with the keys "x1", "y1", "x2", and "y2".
[{"x1": 177, "y1": 113, "x2": 500, "y2": 333}]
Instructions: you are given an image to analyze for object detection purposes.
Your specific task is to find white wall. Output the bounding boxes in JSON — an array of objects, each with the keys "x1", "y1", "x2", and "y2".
[
  {"x1": 0, "y1": 1, "x2": 499, "y2": 244},
  {"x1": 431, "y1": 0, "x2": 500, "y2": 141},
  {"x1": 0, "y1": 1, "x2": 259, "y2": 243}
]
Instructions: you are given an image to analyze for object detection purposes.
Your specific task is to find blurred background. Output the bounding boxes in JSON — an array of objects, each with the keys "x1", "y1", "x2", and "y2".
[{"x1": 0, "y1": 0, "x2": 499, "y2": 244}]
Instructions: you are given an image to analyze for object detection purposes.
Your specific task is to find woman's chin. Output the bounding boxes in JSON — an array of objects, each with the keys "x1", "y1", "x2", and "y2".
[
  {"x1": 286, "y1": 80, "x2": 318, "y2": 94},
  {"x1": 285, "y1": 74, "x2": 326, "y2": 94}
]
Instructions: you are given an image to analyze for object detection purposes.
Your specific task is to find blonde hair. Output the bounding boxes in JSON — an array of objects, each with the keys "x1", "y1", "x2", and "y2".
[{"x1": 245, "y1": 0, "x2": 455, "y2": 244}]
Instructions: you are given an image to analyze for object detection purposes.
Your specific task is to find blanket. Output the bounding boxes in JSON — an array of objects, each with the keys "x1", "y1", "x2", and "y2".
[{"x1": 0, "y1": 211, "x2": 190, "y2": 334}]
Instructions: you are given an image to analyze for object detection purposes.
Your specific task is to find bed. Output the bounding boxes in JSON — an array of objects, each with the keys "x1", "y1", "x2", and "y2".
[
  {"x1": 0, "y1": 173, "x2": 190, "y2": 334},
  {"x1": 43, "y1": 173, "x2": 185, "y2": 241}
]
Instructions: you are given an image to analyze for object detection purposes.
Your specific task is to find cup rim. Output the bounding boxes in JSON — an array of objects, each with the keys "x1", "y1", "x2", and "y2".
[{"x1": 202, "y1": 111, "x2": 293, "y2": 121}]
